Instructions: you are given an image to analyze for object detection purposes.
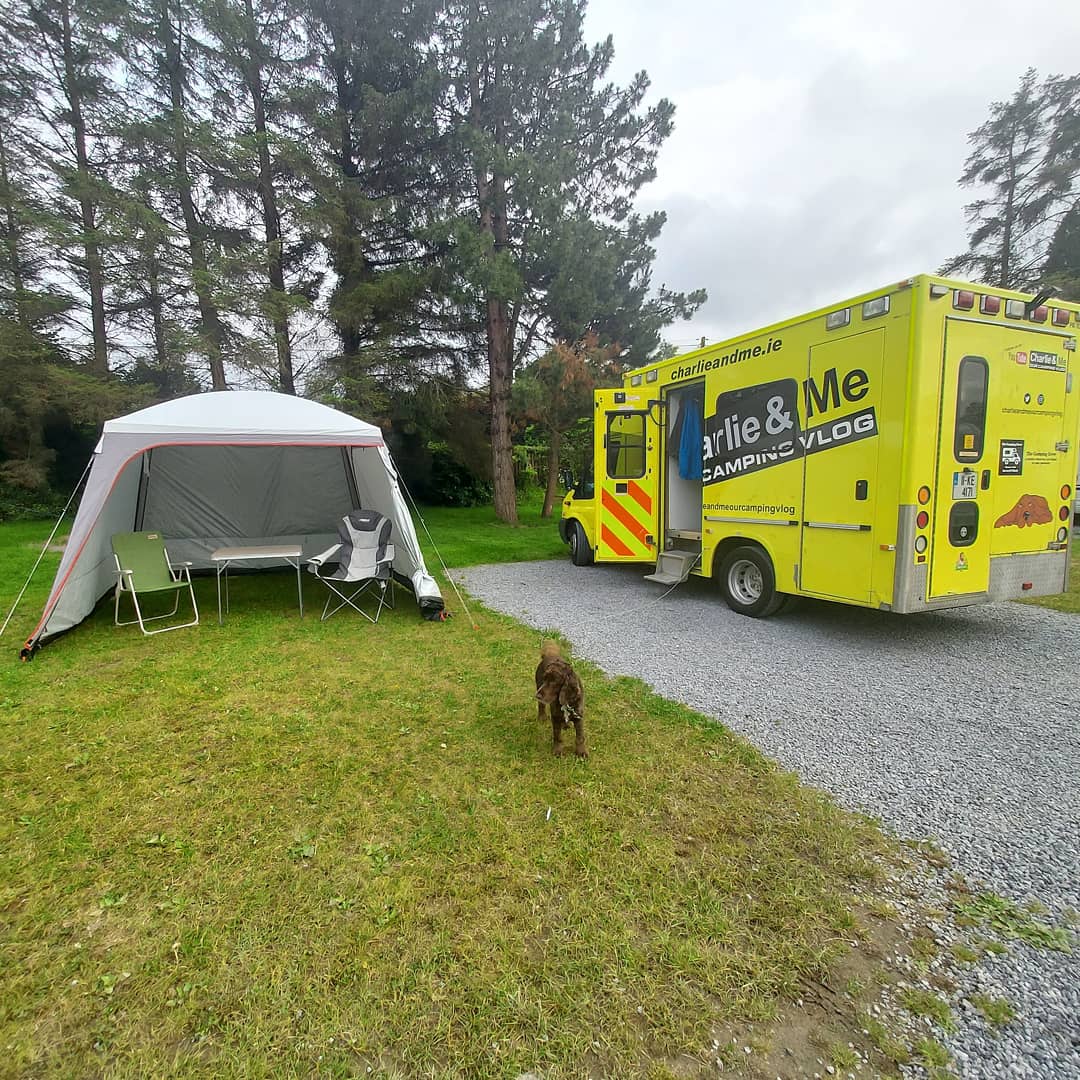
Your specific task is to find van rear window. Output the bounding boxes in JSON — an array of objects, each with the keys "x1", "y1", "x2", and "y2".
[
  {"x1": 954, "y1": 356, "x2": 988, "y2": 462},
  {"x1": 606, "y1": 412, "x2": 646, "y2": 478}
]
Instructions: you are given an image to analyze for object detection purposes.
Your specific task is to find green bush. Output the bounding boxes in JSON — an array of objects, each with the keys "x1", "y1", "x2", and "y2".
[
  {"x1": 0, "y1": 484, "x2": 67, "y2": 523},
  {"x1": 427, "y1": 442, "x2": 492, "y2": 506}
]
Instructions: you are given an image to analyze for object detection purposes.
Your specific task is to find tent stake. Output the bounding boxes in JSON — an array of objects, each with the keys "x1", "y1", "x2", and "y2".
[{"x1": 396, "y1": 472, "x2": 479, "y2": 630}]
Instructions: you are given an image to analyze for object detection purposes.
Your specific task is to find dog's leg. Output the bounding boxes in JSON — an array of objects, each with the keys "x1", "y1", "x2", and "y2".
[
  {"x1": 573, "y1": 716, "x2": 588, "y2": 759},
  {"x1": 551, "y1": 702, "x2": 565, "y2": 756}
]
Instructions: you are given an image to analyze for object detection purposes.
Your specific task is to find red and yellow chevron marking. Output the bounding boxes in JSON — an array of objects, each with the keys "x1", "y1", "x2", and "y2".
[
  {"x1": 626, "y1": 479, "x2": 652, "y2": 515},
  {"x1": 600, "y1": 486, "x2": 654, "y2": 559},
  {"x1": 600, "y1": 524, "x2": 634, "y2": 557}
]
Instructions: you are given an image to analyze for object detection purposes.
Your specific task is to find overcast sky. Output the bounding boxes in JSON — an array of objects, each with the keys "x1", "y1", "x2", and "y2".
[{"x1": 582, "y1": 0, "x2": 1080, "y2": 350}]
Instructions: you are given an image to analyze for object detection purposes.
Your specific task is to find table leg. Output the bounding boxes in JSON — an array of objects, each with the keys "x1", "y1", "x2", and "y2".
[
  {"x1": 295, "y1": 558, "x2": 304, "y2": 618},
  {"x1": 216, "y1": 563, "x2": 223, "y2": 625}
]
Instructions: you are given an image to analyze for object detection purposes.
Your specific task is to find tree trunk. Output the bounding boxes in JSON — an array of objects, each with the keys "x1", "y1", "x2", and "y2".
[
  {"x1": 542, "y1": 428, "x2": 561, "y2": 519},
  {"x1": 0, "y1": 123, "x2": 29, "y2": 327},
  {"x1": 324, "y1": 19, "x2": 367, "y2": 363},
  {"x1": 476, "y1": 163, "x2": 518, "y2": 524},
  {"x1": 59, "y1": 0, "x2": 108, "y2": 372},
  {"x1": 147, "y1": 244, "x2": 168, "y2": 368},
  {"x1": 161, "y1": 0, "x2": 228, "y2": 389},
  {"x1": 1000, "y1": 131, "x2": 1018, "y2": 288},
  {"x1": 487, "y1": 294, "x2": 517, "y2": 523},
  {"x1": 243, "y1": 0, "x2": 294, "y2": 394}
]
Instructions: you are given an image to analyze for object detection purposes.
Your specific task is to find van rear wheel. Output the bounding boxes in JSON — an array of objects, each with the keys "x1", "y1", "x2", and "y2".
[
  {"x1": 568, "y1": 520, "x2": 593, "y2": 566},
  {"x1": 719, "y1": 545, "x2": 782, "y2": 617}
]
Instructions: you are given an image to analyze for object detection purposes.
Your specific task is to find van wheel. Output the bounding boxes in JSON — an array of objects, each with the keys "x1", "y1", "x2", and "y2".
[
  {"x1": 569, "y1": 521, "x2": 593, "y2": 566},
  {"x1": 719, "y1": 545, "x2": 781, "y2": 617}
]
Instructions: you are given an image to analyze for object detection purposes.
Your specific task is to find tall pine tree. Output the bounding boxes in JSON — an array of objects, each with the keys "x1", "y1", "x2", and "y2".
[
  {"x1": 942, "y1": 69, "x2": 1076, "y2": 289},
  {"x1": 7, "y1": 0, "x2": 124, "y2": 371},
  {"x1": 120, "y1": 0, "x2": 235, "y2": 388},
  {"x1": 438, "y1": 0, "x2": 699, "y2": 522}
]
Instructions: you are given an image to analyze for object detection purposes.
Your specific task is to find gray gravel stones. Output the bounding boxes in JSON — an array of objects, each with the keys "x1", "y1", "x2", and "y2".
[{"x1": 455, "y1": 560, "x2": 1080, "y2": 1079}]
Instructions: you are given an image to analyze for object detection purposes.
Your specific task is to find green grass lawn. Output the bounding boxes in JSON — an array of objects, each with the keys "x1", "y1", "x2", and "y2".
[
  {"x1": 1, "y1": 504, "x2": 904, "y2": 1078},
  {"x1": 411, "y1": 497, "x2": 568, "y2": 571}
]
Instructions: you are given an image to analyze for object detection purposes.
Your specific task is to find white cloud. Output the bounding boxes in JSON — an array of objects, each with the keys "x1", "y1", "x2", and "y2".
[{"x1": 584, "y1": 0, "x2": 1080, "y2": 346}]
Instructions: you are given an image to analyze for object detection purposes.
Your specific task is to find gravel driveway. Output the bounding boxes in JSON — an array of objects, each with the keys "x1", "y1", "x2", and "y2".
[{"x1": 454, "y1": 560, "x2": 1080, "y2": 1079}]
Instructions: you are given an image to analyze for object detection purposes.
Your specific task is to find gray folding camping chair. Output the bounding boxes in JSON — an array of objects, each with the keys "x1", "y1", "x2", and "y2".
[{"x1": 308, "y1": 510, "x2": 395, "y2": 623}]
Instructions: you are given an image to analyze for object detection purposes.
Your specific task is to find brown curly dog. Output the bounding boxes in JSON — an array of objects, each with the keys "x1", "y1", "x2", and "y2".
[{"x1": 535, "y1": 640, "x2": 588, "y2": 759}]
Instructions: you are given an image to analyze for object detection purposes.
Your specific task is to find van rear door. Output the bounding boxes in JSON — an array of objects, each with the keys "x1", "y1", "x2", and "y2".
[
  {"x1": 987, "y1": 334, "x2": 1073, "y2": 557},
  {"x1": 927, "y1": 320, "x2": 1074, "y2": 599},
  {"x1": 593, "y1": 389, "x2": 659, "y2": 562}
]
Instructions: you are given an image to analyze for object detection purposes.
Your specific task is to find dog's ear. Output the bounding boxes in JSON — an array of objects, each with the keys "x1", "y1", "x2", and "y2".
[
  {"x1": 558, "y1": 677, "x2": 582, "y2": 713},
  {"x1": 536, "y1": 673, "x2": 559, "y2": 704}
]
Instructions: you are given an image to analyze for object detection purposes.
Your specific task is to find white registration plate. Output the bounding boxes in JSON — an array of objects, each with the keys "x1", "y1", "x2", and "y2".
[{"x1": 952, "y1": 471, "x2": 977, "y2": 500}]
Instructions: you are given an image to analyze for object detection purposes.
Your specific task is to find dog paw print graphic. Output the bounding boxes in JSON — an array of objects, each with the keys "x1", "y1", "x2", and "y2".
[{"x1": 994, "y1": 493, "x2": 1052, "y2": 528}]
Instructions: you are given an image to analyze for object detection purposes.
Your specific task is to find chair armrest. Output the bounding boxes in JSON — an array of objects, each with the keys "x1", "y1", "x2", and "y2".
[
  {"x1": 377, "y1": 544, "x2": 396, "y2": 565},
  {"x1": 308, "y1": 543, "x2": 342, "y2": 568}
]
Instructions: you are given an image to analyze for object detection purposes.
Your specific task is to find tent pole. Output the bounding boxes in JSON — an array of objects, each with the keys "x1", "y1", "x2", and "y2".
[
  {"x1": 0, "y1": 457, "x2": 93, "y2": 639},
  {"x1": 342, "y1": 446, "x2": 361, "y2": 509},
  {"x1": 134, "y1": 450, "x2": 151, "y2": 530}
]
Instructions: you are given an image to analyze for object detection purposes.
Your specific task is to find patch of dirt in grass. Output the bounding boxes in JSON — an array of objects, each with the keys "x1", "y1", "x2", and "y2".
[
  {"x1": 746, "y1": 905, "x2": 908, "y2": 1078},
  {"x1": 638, "y1": 903, "x2": 916, "y2": 1079},
  {"x1": 23, "y1": 535, "x2": 67, "y2": 553}
]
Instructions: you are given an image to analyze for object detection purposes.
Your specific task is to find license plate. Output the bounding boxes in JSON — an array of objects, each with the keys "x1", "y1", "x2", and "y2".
[{"x1": 952, "y1": 471, "x2": 977, "y2": 500}]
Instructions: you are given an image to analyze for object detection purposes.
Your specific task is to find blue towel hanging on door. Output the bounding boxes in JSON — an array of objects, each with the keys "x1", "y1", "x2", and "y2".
[{"x1": 678, "y1": 400, "x2": 703, "y2": 480}]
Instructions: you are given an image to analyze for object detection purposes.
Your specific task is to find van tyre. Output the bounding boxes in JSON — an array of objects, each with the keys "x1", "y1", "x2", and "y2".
[
  {"x1": 568, "y1": 521, "x2": 593, "y2": 566},
  {"x1": 719, "y1": 545, "x2": 782, "y2": 617}
]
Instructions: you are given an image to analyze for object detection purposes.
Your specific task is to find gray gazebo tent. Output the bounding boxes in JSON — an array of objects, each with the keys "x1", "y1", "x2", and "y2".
[{"x1": 22, "y1": 391, "x2": 444, "y2": 657}]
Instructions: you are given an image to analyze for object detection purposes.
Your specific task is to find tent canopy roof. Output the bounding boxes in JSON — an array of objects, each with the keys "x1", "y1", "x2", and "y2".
[{"x1": 103, "y1": 391, "x2": 383, "y2": 441}]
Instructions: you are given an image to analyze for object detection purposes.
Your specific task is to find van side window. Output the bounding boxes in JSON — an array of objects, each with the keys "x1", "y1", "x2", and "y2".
[
  {"x1": 954, "y1": 356, "x2": 988, "y2": 462},
  {"x1": 606, "y1": 412, "x2": 646, "y2": 478}
]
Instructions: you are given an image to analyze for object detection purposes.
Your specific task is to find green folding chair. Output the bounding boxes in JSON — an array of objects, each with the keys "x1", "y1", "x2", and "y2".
[{"x1": 111, "y1": 532, "x2": 199, "y2": 635}]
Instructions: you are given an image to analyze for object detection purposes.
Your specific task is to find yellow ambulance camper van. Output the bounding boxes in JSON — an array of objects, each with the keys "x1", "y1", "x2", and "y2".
[{"x1": 559, "y1": 275, "x2": 1080, "y2": 616}]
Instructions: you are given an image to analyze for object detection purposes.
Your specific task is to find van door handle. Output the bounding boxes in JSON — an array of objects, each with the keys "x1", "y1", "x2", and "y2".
[
  {"x1": 981, "y1": 469, "x2": 991, "y2": 490},
  {"x1": 855, "y1": 480, "x2": 868, "y2": 501}
]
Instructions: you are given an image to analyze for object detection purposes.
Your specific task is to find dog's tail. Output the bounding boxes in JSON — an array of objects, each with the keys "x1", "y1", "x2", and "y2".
[{"x1": 539, "y1": 639, "x2": 561, "y2": 663}]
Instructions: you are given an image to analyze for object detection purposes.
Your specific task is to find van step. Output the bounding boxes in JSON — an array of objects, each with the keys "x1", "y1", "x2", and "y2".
[{"x1": 644, "y1": 550, "x2": 699, "y2": 586}]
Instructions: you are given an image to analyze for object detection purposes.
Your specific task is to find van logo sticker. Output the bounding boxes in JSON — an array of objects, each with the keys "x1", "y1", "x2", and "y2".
[
  {"x1": 994, "y1": 494, "x2": 1052, "y2": 528},
  {"x1": 956, "y1": 553, "x2": 968, "y2": 571},
  {"x1": 1029, "y1": 350, "x2": 1064, "y2": 372},
  {"x1": 998, "y1": 439, "x2": 1024, "y2": 476},
  {"x1": 700, "y1": 368, "x2": 877, "y2": 485},
  {"x1": 1015, "y1": 351, "x2": 1028, "y2": 365}
]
